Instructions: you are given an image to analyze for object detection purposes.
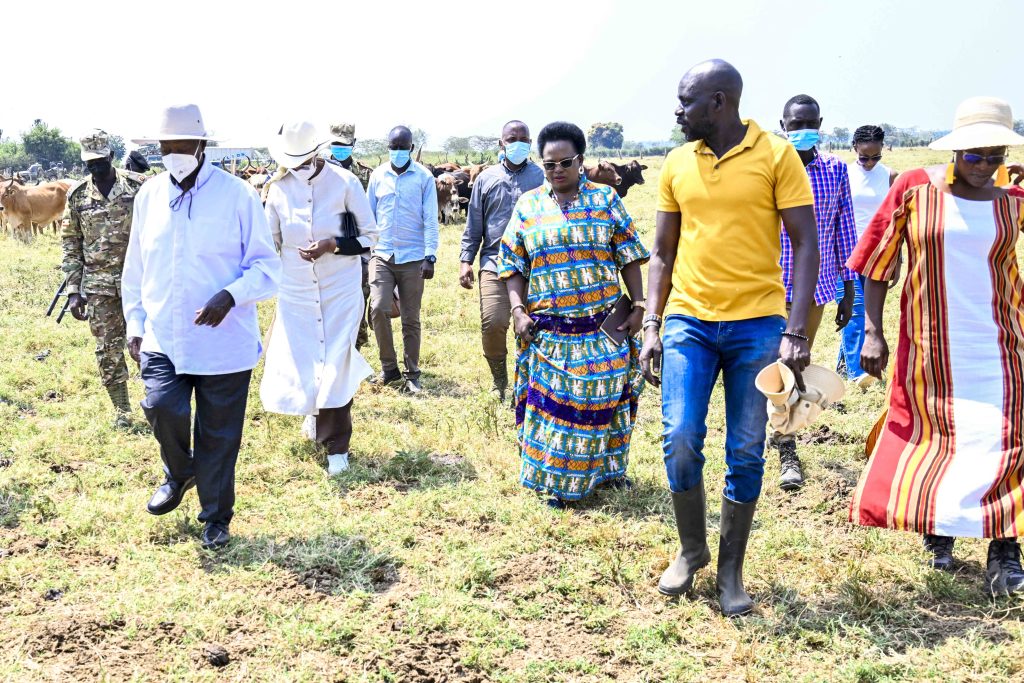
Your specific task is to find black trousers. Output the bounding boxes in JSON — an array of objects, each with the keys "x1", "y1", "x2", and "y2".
[{"x1": 140, "y1": 352, "x2": 251, "y2": 526}]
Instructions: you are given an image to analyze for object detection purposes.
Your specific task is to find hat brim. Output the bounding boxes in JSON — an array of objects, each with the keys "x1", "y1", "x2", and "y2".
[
  {"x1": 80, "y1": 150, "x2": 109, "y2": 161},
  {"x1": 801, "y1": 365, "x2": 846, "y2": 404},
  {"x1": 330, "y1": 137, "x2": 355, "y2": 146},
  {"x1": 129, "y1": 134, "x2": 218, "y2": 144},
  {"x1": 270, "y1": 138, "x2": 327, "y2": 169},
  {"x1": 928, "y1": 122, "x2": 1024, "y2": 151}
]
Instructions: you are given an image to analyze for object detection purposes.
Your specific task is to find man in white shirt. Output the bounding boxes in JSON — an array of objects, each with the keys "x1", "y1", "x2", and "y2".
[
  {"x1": 366, "y1": 125, "x2": 439, "y2": 394},
  {"x1": 122, "y1": 105, "x2": 280, "y2": 550}
]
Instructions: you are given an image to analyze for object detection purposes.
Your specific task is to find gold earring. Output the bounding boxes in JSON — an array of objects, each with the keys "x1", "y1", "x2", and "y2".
[
  {"x1": 995, "y1": 164, "x2": 1010, "y2": 186},
  {"x1": 945, "y1": 162, "x2": 956, "y2": 185}
]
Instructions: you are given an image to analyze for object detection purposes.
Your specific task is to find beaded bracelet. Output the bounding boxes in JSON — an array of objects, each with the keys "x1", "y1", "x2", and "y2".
[{"x1": 781, "y1": 331, "x2": 809, "y2": 341}]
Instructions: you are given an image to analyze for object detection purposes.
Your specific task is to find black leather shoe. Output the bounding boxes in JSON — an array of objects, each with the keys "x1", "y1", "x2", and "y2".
[
  {"x1": 201, "y1": 523, "x2": 230, "y2": 550},
  {"x1": 146, "y1": 477, "x2": 195, "y2": 516}
]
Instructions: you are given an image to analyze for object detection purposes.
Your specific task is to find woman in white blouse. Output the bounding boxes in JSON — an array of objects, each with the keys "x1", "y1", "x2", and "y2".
[{"x1": 260, "y1": 121, "x2": 378, "y2": 475}]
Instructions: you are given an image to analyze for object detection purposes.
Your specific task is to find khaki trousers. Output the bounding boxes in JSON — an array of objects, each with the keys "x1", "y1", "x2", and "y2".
[
  {"x1": 369, "y1": 255, "x2": 425, "y2": 379},
  {"x1": 478, "y1": 270, "x2": 511, "y2": 361}
]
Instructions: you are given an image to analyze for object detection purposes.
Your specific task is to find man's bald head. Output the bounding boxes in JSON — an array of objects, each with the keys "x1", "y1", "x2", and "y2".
[
  {"x1": 679, "y1": 59, "x2": 743, "y2": 106},
  {"x1": 388, "y1": 126, "x2": 413, "y2": 149}
]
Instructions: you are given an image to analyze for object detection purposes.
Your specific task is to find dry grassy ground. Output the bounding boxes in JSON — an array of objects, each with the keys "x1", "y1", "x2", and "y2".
[{"x1": 1, "y1": 148, "x2": 1022, "y2": 682}]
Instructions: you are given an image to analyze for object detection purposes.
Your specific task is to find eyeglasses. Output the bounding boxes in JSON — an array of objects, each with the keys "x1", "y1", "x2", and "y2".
[
  {"x1": 541, "y1": 154, "x2": 580, "y2": 171},
  {"x1": 858, "y1": 154, "x2": 883, "y2": 163},
  {"x1": 962, "y1": 152, "x2": 1006, "y2": 165}
]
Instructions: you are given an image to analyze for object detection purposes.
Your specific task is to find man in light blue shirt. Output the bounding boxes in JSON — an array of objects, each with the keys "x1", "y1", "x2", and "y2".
[
  {"x1": 122, "y1": 105, "x2": 280, "y2": 550},
  {"x1": 366, "y1": 125, "x2": 439, "y2": 394}
]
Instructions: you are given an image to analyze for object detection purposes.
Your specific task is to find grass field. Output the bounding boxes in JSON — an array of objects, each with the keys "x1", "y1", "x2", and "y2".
[{"x1": 1, "y1": 147, "x2": 1022, "y2": 682}]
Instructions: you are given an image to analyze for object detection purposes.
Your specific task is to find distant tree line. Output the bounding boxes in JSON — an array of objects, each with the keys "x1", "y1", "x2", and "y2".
[{"x1": 0, "y1": 120, "x2": 125, "y2": 171}]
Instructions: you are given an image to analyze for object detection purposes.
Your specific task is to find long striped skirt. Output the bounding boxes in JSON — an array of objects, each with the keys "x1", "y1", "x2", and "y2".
[{"x1": 513, "y1": 311, "x2": 644, "y2": 501}]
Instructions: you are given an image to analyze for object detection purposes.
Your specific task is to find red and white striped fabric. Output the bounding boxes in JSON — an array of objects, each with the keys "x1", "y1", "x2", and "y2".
[{"x1": 847, "y1": 168, "x2": 1024, "y2": 539}]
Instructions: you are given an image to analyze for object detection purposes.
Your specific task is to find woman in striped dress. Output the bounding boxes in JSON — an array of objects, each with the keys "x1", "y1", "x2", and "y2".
[
  {"x1": 849, "y1": 97, "x2": 1024, "y2": 595},
  {"x1": 499, "y1": 122, "x2": 649, "y2": 508}
]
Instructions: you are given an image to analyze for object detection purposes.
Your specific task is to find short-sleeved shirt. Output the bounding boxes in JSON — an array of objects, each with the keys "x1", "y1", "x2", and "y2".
[
  {"x1": 657, "y1": 119, "x2": 813, "y2": 321},
  {"x1": 498, "y1": 178, "x2": 649, "y2": 318}
]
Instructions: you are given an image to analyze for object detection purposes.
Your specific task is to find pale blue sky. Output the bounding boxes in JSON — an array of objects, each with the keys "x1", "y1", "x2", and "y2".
[{"x1": 5, "y1": 0, "x2": 1021, "y2": 148}]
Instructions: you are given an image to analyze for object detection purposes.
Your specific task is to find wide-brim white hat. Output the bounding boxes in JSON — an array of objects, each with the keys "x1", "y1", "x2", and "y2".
[
  {"x1": 131, "y1": 104, "x2": 218, "y2": 144},
  {"x1": 755, "y1": 361, "x2": 846, "y2": 436},
  {"x1": 270, "y1": 121, "x2": 327, "y2": 169},
  {"x1": 929, "y1": 96, "x2": 1024, "y2": 151}
]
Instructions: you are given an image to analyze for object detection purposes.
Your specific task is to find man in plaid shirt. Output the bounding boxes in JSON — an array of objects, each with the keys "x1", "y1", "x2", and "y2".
[{"x1": 776, "y1": 93, "x2": 857, "y2": 491}]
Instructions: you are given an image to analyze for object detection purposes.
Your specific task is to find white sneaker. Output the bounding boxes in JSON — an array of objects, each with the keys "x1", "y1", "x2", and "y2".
[
  {"x1": 855, "y1": 374, "x2": 878, "y2": 390},
  {"x1": 327, "y1": 453, "x2": 350, "y2": 476},
  {"x1": 301, "y1": 415, "x2": 317, "y2": 441}
]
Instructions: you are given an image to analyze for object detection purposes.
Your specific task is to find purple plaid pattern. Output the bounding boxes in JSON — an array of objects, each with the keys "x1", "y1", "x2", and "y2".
[{"x1": 781, "y1": 151, "x2": 858, "y2": 305}]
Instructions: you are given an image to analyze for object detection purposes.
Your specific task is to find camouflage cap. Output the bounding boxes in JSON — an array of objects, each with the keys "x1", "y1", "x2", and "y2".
[
  {"x1": 329, "y1": 123, "x2": 356, "y2": 145},
  {"x1": 80, "y1": 129, "x2": 111, "y2": 161}
]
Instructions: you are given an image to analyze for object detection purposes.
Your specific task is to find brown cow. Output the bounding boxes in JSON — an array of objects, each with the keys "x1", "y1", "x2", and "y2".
[
  {"x1": 464, "y1": 163, "x2": 492, "y2": 187},
  {"x1": 583, "y1": 160, "x2": 622, "y2": 188},
  {"x1": 435, "y1": 174, "x2": 467, "y2": 225},
  {"x1": 607, "y1": 160, "x2": 648, "y2": 198},
  {"x1": 433, "y1": 162, "x2": 463, "y2": 177},
  {"x1": 0, "y1": 179, "x2": 69, "y2": 242}
]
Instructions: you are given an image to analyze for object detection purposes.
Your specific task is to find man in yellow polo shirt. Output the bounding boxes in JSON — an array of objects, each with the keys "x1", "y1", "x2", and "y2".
[{"x1": 639, "y1": 59, "x2": 820, "y2": 617}]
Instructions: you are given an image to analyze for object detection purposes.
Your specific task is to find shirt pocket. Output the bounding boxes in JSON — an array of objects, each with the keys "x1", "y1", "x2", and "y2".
[{"x1": 191, "y1": 213, "x2": 242, "y2": 262}]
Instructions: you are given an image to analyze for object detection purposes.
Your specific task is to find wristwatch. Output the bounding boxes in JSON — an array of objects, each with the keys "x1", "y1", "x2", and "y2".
[
  {"x1": 425, "y1": 255, "x2": 437, "y2": 264},
  {"x1": 631, "y1": 298, "x2": 647, "y2": 311},
  {"x1": 642, "y1": 313, "x2": 663, "y2": 329}
]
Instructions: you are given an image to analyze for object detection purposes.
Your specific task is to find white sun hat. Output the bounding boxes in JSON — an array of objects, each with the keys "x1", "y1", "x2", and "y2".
[
  {"x1": 270, "y1": 121, "x2": 327, "y2": 169},
  {"x1": 928, "y1": 96, "x2": 1024, "y2": 151},
  {"x1": 755, "y1": 361, "x2": 846, "y2": 436},
  {"x1": 131, "y1": 104, "x2": 218, "y2": 144}
]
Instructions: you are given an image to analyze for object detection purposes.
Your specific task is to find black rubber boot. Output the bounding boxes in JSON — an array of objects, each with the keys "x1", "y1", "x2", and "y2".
[
  {"x1": 486, "y1": 357, "x2": 508, "y2": 401},
  {"x1": 717, "y1": 496, "x2": 758, "y2": 617},
  {"x1": 658, "y1": 481, "x2": 712, "y2": 596},
  {"x1": 923, "y1": 534, "x2": 955, "y2": 571},
  {"x1": 986, "y1": 539, "x2": 1024, "y2": 597}
]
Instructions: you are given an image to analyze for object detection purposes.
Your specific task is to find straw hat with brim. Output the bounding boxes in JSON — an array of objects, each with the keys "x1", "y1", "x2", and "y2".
[
  {"x1": 270, "y1": 121, "x2": 327, "y2": 169},
  {"x1": 755, "y1": 361, "x2": 846, "y2": 436},
  {"x1": 131, "y1": 104, "x2": 219, "y2": 144},
  {"x1": 928, "y1": 96, "x2": 1024, "y2": 151}
]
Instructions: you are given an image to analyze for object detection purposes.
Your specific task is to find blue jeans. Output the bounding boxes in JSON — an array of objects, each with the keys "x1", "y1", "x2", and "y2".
[
  {"x1": 661, "y1": 315, "x2": 785, "y2": 504},
  {"x1": 836, "y1": 276, "x2": 866, "y2": 379}
]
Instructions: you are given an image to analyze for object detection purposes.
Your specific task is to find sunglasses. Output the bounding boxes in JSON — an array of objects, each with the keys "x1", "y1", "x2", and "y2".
[
  {"x1": 541, "y1": 154, "x2": 580, "y2": 171},
  {"x1": 962, "y1": 152, "x2": 1006, "y2": 165},
  {"x1": 858, "y1": 154, "x2": 882, "y2": 163}
]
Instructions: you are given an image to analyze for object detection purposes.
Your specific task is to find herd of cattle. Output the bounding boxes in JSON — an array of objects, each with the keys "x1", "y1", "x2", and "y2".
[
  {"x1": 0, "y1": 156, "x2": 649, "y2": 243},
  {"x1": 426, "y1": 158, "x2": 649, "y2": 225}
]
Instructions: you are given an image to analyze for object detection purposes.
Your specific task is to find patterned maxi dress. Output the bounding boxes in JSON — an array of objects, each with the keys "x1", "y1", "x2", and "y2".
[
  {"x1": 499, "y1": 178, "x2": 649, "y2": 501},
  {"x1": 848, "y1": 169, "x2": 1024, "y2": 538}
]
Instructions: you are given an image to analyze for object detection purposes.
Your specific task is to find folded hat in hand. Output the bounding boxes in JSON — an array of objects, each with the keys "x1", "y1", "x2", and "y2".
[{"x1": 755, "y1": 361, "x2": 845, "y2": 436}]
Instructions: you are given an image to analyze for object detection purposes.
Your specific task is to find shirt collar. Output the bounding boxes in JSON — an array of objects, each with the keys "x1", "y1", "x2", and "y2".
[
  {"x1": 385, "y1": 160, "x2": 418, "y2": 178},
  {"x1": 87, "y1": 169, "x2": 131, "y2": 201}
]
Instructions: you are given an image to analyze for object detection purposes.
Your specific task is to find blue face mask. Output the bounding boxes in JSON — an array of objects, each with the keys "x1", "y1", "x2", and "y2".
[
  {"x1": 503, "y1": 141, "x2": 531, "y2": 165},
  {"x1": 787, "y1": 129, "x2": 820, "y2": 151},
  {"x1": 331, "y1": 146, "x2": 352, "y2": 162},
  {"x1": 389, "y1": 149, "x2": 411, "y2": 167}
]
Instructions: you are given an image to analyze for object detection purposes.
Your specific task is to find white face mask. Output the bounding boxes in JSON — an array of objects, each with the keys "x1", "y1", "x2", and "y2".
[
  {"x1": 162, "y1": 143, "x2": 202, "y2": 182},
  {"x1": 290, "y1": 157, "x2": 318, "y2": 182}
]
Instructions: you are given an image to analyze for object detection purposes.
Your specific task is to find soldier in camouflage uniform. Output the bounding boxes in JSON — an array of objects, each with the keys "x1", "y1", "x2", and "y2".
[
  {"x1": 327, "y1": 123, "x2": 373, "y2": 349},
  {"x1": 61, "y1": 129, "x2": 144, "y2": 424}
]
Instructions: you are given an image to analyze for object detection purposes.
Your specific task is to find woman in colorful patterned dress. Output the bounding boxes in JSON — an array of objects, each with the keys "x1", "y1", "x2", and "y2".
[
  {"x1": 849, "y1": 97, "x2": 1024, "y2": 596},
  {"x1": 499, "y1": 122, "x2": 649, "y2": 508}
]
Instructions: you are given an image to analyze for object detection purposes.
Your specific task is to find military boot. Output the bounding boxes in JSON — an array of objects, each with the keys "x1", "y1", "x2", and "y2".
[
  {"x1": 106, "y1": 381, "x2": 132, "y2": 425},
  {"x1": 777, "y1": 437, "x2": 804, "y2": 491},
  {"x1": 658, "y1": 481, "x2": 711, "y2": 596},
  {"x1": 987, "y1": 539, "x2": 1024, "y2": 597},
  {"x1": 486, "y1": 357, "x2": 508, "y2": 402}
]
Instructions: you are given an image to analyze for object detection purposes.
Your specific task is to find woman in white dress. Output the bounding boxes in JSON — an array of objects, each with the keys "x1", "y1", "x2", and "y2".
[
  {"x1": 835, "y1": 125, "x2": 898, "y2": 388},
  {"x1": 260, "y1": 121, "x2": 378, "y2": 475}
]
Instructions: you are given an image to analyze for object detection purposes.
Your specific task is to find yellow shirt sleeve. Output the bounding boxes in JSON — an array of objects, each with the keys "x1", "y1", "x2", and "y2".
[
  {"x1": 657, "y1": 150, "x2": 682, "y2": 213},
  {"x1": 772, "y1": 142, "x2": 814, "y2": 210}
]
